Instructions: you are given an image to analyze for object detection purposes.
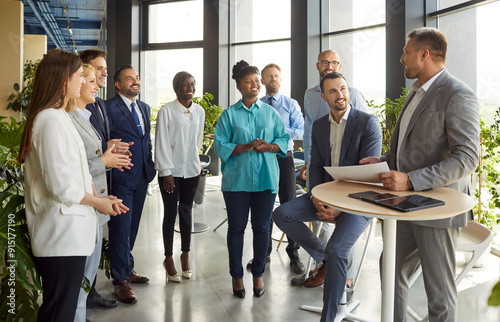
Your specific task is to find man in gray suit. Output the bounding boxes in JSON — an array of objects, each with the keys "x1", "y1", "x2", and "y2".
[
  {"x1": 274, "y1": 72, "x2": 382, "y2": 322},
  {"x1": 361, "y1": 27, "x2": 480, "y2": 321}
]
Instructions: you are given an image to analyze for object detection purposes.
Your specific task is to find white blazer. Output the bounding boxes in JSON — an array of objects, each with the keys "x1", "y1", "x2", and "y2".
[{"x1": 25, "y1": 108, "x2": 97, "y2": 257}]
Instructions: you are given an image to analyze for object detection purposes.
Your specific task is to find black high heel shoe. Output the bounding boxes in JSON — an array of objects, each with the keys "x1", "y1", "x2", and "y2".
[
  {"x1": 253, "y1": 287, "x2": 265, "y2": 297},
  {"x1": 233, "y1": 288, "x2": 246, "y2": 298}
]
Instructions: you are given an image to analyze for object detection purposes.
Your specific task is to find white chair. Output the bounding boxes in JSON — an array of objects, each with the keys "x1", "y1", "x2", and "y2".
[
  {"x1": 300, "y1": 218, "x2": 376, "y2": 322},
  {"x1": 407, "y1": 221, "x2": 494, "y2": 321}
]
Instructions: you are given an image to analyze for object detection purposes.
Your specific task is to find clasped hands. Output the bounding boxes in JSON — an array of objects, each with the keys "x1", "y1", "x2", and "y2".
[
  {"x1": 105, "y1": 139, "x2": 134, "y2": 171},
  {"x1": 96, "y1": 195, "x2": 129, "y2": 216},
  {"x1": 311, "y1": 196, "x2": 342, "y2": 222},
  {"x1": 245, "y1": 138, "x2": 273, "y2": 153}
]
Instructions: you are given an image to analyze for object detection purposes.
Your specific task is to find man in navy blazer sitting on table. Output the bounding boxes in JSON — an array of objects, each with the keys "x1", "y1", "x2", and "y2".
[
  {"x1": 273, "y1": 72, "x2": 382, "y2": 322},
  {"x1": 106, "y1": 64, "x2": 156, "y2": 304}
]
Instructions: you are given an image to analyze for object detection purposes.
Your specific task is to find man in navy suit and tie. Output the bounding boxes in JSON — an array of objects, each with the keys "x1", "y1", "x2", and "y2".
[
  {"x1": 106, "y1": 64, "x2": 156, "y2": 303},
  {"x1": 273, "y1": 72, "x2": 382, "y2": 322}
]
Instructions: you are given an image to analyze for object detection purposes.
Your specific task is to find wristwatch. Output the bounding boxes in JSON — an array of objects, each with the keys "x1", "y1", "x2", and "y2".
[{"x1": 407, "y1": 178, "x2": 414, "y2": 190}]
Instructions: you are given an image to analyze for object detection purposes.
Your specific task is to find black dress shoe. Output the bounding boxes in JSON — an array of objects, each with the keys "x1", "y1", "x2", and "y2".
[
  {"x1": 86, "y1": 292, "x2": 119, "y2": 309},
  {"x1": 253, "y1": 287, "x2": 265, "y2": 297},
  {"x1": 233, "y1": 288, "x2": 246, "y2": 298},
  {"x1": 246, "y1": 256, "x2": 271, "y2": 269},
  {"x1": 289, "y1": 258, "x2": 305, "y2": 275},
  {"x1": 291, "y1": 274, "x2": 306, "y2": 286}
]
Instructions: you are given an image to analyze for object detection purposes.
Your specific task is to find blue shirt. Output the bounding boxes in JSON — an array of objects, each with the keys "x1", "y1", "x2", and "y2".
[
  {"x1": 214, "y1": 99, "x2": 289, "y2": 193},
  {"x1": 303, "y1": 84, "x2": 369, "y2": 162},
  {"x1": 261, "y1": 92, "x2": 304, "y2": 151}
]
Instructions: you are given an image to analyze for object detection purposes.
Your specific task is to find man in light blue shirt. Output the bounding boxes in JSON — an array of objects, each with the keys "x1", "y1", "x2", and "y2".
[
  {"x1": 245, "y1": 63, "x2": 305, "y2": 275},
  {"x1": 301, "y1": 49, "x2": 369, "y2": 180}
]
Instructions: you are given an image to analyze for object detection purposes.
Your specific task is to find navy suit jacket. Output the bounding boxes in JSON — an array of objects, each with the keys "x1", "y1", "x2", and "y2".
[
  {"x1": 106, "y1": 95, "x2": 156, "y2": 189},
  {"x1": 308, "y1": 106, "x2": 382, "y2": 195},
  {"x1": 86, "y1": 97, "x2": 110, "y2": 152}
]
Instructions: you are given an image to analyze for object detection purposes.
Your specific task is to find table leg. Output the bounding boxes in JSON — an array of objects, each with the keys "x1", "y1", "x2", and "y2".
[{"x1": 381, "y1": 218, "x2": 396, "y2": 322}]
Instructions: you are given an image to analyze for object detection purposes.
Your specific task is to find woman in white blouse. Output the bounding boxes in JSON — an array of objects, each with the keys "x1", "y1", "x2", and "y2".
[
  {"x1": 154, "y1": 72, "x2": 205, "y2": 282},
  {"x1": 18, "y1": 50, "x2": 127, "y2": 322}
]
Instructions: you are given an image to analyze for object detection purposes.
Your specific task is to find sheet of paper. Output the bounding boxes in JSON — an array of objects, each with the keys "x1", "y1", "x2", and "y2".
[{"x1": 324, "y1": 162, "x2": 390, "y2": 183}]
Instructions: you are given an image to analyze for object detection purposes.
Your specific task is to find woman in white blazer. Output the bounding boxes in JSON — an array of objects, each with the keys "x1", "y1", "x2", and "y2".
[
  {"x1": 18, "y1": 50, "x2": 127, "y2": 322},
  {"x1": 70, "y1": 64, "x2": 131, "y2": 322}
]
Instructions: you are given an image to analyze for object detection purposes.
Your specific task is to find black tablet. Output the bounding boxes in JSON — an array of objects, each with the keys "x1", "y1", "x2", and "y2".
[{"x1": 374, "y1": 195, "x2": 445, "y2": 212}]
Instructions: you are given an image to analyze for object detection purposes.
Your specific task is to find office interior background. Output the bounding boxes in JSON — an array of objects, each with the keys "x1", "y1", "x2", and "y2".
[{"x1": 0, "y1": 0, "x2": 499, "y2": 321}]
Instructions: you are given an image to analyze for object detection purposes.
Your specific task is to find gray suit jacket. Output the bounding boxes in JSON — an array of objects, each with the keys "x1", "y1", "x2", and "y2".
[
  {"x1": 69, "y1": 110, "x2": 110, "y2": 226},
  {"x1": 309, "y1": 106, "x2": 382, "y2": 194},
  {"x1": 381, "y1": 69, "x2": 479, "y2": 228}
]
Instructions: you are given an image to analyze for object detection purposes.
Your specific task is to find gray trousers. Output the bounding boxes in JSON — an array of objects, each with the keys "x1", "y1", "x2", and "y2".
[{"x1": 389, "y1": 221, "x2": 460, "y2": 322}]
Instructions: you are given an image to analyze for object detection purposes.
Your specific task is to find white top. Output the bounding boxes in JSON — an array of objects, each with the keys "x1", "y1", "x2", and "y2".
[
  {"x1": 154, "y1": 99, "x2": 205, "y2": 178},
  {"x1": 328, "y1": 105, "x2": 351, "y2": 167},
  {"x1": 25, "y1": 108, "x2": 97, "y2": 257}
]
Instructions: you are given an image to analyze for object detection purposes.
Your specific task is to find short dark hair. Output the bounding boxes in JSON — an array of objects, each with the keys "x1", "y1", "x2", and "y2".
[
  {"x1": 79, "y1": 49, "x2": 107, "y2": 64},
  {"x1": 261, "y1": 63, "x2": 281, "y2": 76},
  {"x1": 320, "y1": 72, "x2": 346, "y2": 93},
  {"x1": 407, "y1": 27, "x2": 447, "y2": 63},
  {"x1": 172, "y1": 71, "x2": 195, "y2": 94},
  {"x1": 232, "y1": 60, "x2": 259, "y2": 84},
  {"x1": 113, "y1": 64, "x2": 135, "y2": 90}
]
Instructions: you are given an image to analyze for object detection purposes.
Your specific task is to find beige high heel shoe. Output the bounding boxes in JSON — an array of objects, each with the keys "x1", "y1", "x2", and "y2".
[
  {"x1": 181, "y1": 253, "x2": 192, "y2": 279},
  {"x1": 163, "y1": 258, "x2": 181, "y2": 283}
]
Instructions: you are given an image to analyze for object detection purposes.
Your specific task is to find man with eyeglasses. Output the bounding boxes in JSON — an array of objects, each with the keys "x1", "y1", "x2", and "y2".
[{"x1": 294, "y1": 49, "x2": 370, "y2": 289}]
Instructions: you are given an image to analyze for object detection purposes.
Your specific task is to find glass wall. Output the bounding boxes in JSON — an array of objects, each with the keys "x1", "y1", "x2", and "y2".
[
  {"x1": 230, "y1": 0, "x2": 291, "y2": 105},
  {"x1": 144, "y1": 0, "x2": 204, "y2": 108},
  {"x1": 327, "y1": 0, "x2": 386, "y2": 107}
]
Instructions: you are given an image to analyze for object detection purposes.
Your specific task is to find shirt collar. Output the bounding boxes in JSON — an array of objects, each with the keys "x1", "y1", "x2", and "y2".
[
  {"x1": 328, "y1": 104, "x2": 351, "y2": 125},
  {"x1": 75, "y1": 107, "x2": 92, "y2": 122},
  {"x1": 174, "y1": 98, "x2": 192, "y2": 113},
  {"x1": 412, "y1": 68, "x2": 446, "y2": 93},
  {"x1": 118, "y1": 93, "x2": 136, "y2": 110},
  {"x1": 263, "y1": 92, "x2": 282, "y2": 103},
  {"x1": 235, "y1": 98, "x2": 263, "y2": 110}
]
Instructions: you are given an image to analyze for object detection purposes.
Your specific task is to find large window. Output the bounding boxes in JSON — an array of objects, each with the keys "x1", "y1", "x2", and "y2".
[
  {"x1": 230, "y1": 0, "x2": 291, "y2": 104},
  {"x1": 143, "y1": 0, "x2": 204, "y2": 107},
  {"x1": 429, "y1": 0, "x2": 500, "y2": 121},
  {"x1": 326, "y1": 0, "x2": 386, "y2": 106}
]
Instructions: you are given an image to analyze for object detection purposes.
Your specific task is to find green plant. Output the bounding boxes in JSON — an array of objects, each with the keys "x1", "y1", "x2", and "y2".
[
  {"x1": 6, "y1": 60, "x2": 40, "y2": 117},
  {"x1": 489, "y1": 280, "x2": 500, "y2": 306},
  {"x1": 474, "y1": 108, "x2": 500, "y2": 230},
  {"x1": 367, "y1": 88, "x2": 409, "y2": 154},
  {"x1": 0, "y1": 117, "x2": 42, "y2": 321},
  {"x1": 193, "y1": 92, "x2": 223, "y2": 149}
]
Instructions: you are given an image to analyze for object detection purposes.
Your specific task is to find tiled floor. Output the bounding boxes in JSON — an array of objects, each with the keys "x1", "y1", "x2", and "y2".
[{"x1": 87, "y1": 176, "x2": 500, "y2": 322}]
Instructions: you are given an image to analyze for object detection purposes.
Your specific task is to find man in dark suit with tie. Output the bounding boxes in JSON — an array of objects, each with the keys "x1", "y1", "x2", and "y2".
[
  {"x1": 273, "y1": 72, "x2": 382, "y2": 322},
  {"x1": 80, "y1": 49, "x2": 133, "y2": 310},
  {"x1": 106, "y1": 65, "x2": 157, "y2": 303}
]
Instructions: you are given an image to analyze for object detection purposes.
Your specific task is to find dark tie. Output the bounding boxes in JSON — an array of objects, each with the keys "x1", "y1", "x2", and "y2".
[
  {"x1": 269, "y1": 96, "x2": 274, "y2": 107},
  {"x1": 95, "y1": 102, "x2": 106, "y2": 129},
  {"x1": 130, "y1": 102, "x2": 143, "y2": 136}
]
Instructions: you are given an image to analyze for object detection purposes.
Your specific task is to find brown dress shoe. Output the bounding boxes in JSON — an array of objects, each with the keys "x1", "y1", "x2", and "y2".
[
  {"x1": 114, "y1": 280, "x2": 137, "y2": 303},
  {"x1": 303, "y1": 264, "x2": 326, "y2": 288},
  {"x1": 129, "y1": 270, "x2": 149, "y2": 284}
]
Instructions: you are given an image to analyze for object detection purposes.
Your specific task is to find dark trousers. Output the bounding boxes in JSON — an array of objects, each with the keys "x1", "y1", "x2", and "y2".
[
  {"x1": 158, "y1": 175, "x2": 200, "y2": 257},
  {"x1": 35, "y1": 256, "x2": 86, "y2": 322},
  {"x1": 223, "y1": 191, "x2": 276, "y2": 279},
  {"x1": 272, "y1": 152, "x2": 300, "y2": 259},
  {"x1": 108, "y1": 174, "x2": 149, "y2": 285}
]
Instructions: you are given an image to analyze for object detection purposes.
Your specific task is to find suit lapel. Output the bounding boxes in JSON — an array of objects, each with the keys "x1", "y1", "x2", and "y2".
[
  {"x1": 339, "y1": 108, "x2": 357, "y2": 165},
  {"x1": 136, "y1": 100, "x2": 149, "y2": 134},
  {"x1": 86, "y1": 103, "x2": 106, "y2": 136},
  {"x1": 96, "y1": 98, "x2": 111, "y2": 140},
  {"x1": 70, "y1": 111, "x2": 102, "y2": 148}
]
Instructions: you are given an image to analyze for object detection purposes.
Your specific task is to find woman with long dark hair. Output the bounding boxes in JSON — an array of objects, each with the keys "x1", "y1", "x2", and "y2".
[
  {"x1": 155, "y1": 71, "x2": 205, "y2": 282},
  {"x1": 214, "y1": 60, "x2": 289, "y2": 298},
  {"x1": 18, "y1": 50, "x2": 127, "y2": 321}
]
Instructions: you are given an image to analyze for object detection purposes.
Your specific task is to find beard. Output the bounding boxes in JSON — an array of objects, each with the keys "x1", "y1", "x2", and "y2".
[
  {"x1": 123, "y1": 87, "x2": 140, "y2": 98},
  {"x1": 265, "y1": 83, "x2": 279, "y2": 94}
]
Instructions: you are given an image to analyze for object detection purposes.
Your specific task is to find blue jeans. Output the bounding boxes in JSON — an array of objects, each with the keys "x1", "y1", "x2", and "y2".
[
  {"x1": 273, "y1": 194, "x2": 370, "y2": 322},
  {"x1": 223, "y1": 191, "x2": 276, "y2": 279}
]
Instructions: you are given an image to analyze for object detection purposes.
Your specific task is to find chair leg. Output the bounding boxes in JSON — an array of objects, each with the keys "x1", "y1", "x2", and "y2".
[{"x1": 276, "y1": 232, "x2": 286, "y2": 250}]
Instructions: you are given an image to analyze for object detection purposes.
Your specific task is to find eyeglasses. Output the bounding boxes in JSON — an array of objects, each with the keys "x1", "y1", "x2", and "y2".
[{"x1": 318, "y1": 60, "x2": 340, "y2": 68}]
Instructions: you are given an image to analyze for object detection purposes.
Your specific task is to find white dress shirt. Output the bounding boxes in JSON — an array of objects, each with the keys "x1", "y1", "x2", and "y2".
[
  {"x1": 329, "y1": 105, "x2": 351, "y2": 166},
  {"x1": 154, "y1": 99, "x2": 205, "y2": 178},
  {"x1": 119, "y1": 93, "x2": 145, "y2": 135}
]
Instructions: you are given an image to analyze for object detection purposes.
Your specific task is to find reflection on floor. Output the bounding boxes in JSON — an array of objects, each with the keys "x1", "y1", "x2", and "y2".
[{"x1": 88, "y1": 176, "x2": 500, "y2": 322}]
